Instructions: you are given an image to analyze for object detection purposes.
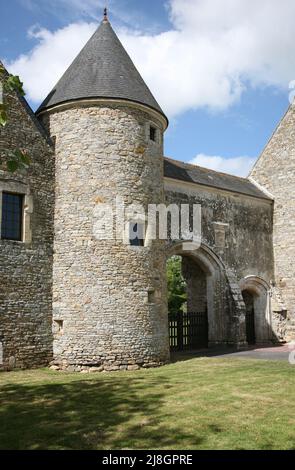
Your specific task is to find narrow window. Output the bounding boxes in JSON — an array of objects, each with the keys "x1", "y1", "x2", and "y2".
[
  {"x1": 150, "y1": 125, "x2": 157, "y2": 142},
  {"x1": 54, "y1": 320, "x2": 64, "y2": 335},
  {"x1": 1, "y1": 192, "x2": 24, "y2": 241},
  {"x1": 148, "y1": 290, "x2": 156, "y2": 304},
  {"x1": 129, "y1": 222, "x2": 144, "y2": 247}
]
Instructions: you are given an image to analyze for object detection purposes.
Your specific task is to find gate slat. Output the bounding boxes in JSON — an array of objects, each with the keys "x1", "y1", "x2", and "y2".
[{"x1": 169, "y1": 311, "x2": 208, "y2": 351}]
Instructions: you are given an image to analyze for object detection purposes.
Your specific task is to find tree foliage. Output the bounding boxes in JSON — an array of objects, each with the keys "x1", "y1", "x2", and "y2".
[
  {"x1": 0, "y1": 64, "x2": 30, "y2": 172},
  {"x1": 166, "y1": 256, "x2": 187, "y2": 314}
]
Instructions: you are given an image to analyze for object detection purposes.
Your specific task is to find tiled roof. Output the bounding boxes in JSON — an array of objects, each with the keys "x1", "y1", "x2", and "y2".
[
  {"x1": 37, "y1": 19, "x2": 167, "y2": 124},
  {"x1": 164, "y1": 158, "x2": 272, "y2": 200}
]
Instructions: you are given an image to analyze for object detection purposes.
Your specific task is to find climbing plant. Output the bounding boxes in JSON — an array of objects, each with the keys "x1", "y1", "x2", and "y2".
[{"x1": 0, "y1": 64, "x2": 31, "y2": 172}]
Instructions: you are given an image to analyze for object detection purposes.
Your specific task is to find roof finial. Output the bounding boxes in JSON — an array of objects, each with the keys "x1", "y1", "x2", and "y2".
[{"x1": 103, "y1": 7, "x2": 109, "y2": 22}]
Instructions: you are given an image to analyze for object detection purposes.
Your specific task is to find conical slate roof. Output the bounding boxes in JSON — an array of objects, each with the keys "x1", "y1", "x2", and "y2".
[{"x1": 37, "y1": 17, "x2": 167, "y2": 123}]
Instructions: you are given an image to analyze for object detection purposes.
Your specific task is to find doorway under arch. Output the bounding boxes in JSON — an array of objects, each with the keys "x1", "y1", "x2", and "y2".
[
  {"x1": 240, "y1": 276, "x2": 272, "y2": 344},
  {"x1": 166, "y1": 242, "x2": 230, "y2": 349},
  {"x1": 166, "y1": 254, "x2": 208, "y2": 351}
]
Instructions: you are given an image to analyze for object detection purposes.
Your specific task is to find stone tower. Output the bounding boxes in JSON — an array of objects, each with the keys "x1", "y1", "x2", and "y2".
[{"x1": 37, "y1": 12, "x2": 170, "y2": 371}]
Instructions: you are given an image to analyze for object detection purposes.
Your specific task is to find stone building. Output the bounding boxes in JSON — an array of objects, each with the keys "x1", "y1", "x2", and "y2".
[
  {"x1": 0, "y1": 65, "x2": 54, "y2": 369},
  {"x1": 0, "y1": 12, "x2": 294, "y2": 371}
]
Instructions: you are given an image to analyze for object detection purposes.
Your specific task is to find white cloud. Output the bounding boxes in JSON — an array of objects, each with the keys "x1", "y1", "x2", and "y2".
[
  {"x1": 190, "y1": 154, "x2": 256, "y2": 177},
  {"x1": 7, "y1": 23, "x2": 96, "y2": 102},
  {"x1": 6, "y1": 0, "x2": 295, "y2": 117}
]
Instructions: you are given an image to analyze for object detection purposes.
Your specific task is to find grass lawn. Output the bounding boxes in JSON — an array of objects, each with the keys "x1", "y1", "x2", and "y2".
[{"x1": 0, "y1": 357, "x2": 294, "y2": 450}]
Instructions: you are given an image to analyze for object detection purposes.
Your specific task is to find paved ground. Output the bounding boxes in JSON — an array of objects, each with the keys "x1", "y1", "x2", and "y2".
[{"x1": 172, "y1": 343, "x2": 295, "y2": 362}]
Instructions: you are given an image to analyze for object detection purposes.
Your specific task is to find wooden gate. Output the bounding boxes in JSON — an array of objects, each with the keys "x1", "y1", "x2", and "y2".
[{"x1": 169, "y1": 311, "x2": 208, "y2": 351}]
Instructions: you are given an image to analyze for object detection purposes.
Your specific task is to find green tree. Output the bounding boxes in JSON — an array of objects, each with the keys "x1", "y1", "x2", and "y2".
[
  {"x1": 167, "y1": 256, "x2": 187, "y2": 314},
  {"x1": 0, "y1": 64, "x2": 30, "y2": 172}
]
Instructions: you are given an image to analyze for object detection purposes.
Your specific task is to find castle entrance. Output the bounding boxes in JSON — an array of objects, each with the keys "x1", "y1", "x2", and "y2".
[
  {"x1": 166, "y1": 242, "x2": 231, "y2": 349},
  {"x1": 167, "y1": 255, "x2": 208, "y2": 351}
]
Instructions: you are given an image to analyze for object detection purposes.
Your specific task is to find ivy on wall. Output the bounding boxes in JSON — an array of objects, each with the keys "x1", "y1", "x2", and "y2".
[{"x1": 0, "y1": 64, "x2": 30, "y2": 172}]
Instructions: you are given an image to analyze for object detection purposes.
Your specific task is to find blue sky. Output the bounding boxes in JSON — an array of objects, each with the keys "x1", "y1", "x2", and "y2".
[{"x1": 1, "y1": 0, "x2": 294, "y2": 176}]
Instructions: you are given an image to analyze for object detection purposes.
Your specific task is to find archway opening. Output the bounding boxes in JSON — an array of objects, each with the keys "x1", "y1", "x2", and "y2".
[
  {"x1": 240, "y1": 276, "x2": 272, "y2": 345},
  {"x1": 242, "y1": 290, "x2": 256, "y2": 345},
  {"x1": 167, "y1": 255, "x2": 208, "y2": 351}
]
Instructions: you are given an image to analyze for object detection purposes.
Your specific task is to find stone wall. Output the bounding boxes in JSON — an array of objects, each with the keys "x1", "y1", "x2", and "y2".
[
  {"x1": 0, "y1": 79, "x2": 288, "y2": 373},
  {"x1": 165, "y1": 181, "x2": 274, "y2": 282},
  {"x1": 250, "y1": 103, "x2": 295, "y2": 341},
  {"x1": 0, "y1": 87, "x2": 54, "y2": 370},
  {"x1": 40, "y1": 102, "x2": 170, "y2": 371},
  {"x1": 165, "y1": 180, "x2": 275, "y2": 343},
  {"x1": 182, "y1": 256, "x2": 207, "y2": 312}
]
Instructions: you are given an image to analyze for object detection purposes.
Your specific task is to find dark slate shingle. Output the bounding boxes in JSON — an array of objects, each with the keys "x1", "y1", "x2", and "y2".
[
  {"x1": 36, "y1": 19, "x2": 167, "y2": 124},
  {"x1": 164, "y1": 158, "x2": 272, "y2": 200}
]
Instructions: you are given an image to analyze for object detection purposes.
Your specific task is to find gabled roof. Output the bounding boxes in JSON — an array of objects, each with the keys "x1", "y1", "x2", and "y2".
[
  {"x1": 164, "y1": 157, "x2": 272, "y2": 200},
  {"x1": 37, "y1": 18, "x2": 167, "y2": 124},
  {"x1": 0, "y1": 61, "x2": 52, "y2": 147}
]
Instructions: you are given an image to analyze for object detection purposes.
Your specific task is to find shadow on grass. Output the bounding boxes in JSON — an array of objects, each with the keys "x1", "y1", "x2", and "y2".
[{"x1": 0, "y1": 374, "x2": 203, "y2": 450}]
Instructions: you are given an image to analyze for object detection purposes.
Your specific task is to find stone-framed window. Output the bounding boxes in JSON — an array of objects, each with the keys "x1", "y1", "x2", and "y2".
[
  {"x1": 1, "y1": 192, "x2": 24, "y2": 241},
  {"x1": 129, "y1": 222, "x2": 145, "y2": 247},
  {"x1": 150, "y1": 125, "x2": 157, "y2": 142},
  {"x1": 148, "y1": 289, "x2": 156, "y2": 304},
  {"x1": 53, "y1": 320, "x2": 64, "y2": 336},
  {"x1": 146, "y1": 122, "x2": 161, "y2": 145},
  {"x1": 0, "y1": 180, "x2": 33, "y2": 244},
  {"x1": 123, "y1": 206, "x2": 146, "y2": 248}
]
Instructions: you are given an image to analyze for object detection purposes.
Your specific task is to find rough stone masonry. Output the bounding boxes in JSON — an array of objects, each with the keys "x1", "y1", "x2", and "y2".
[{"x1": 0, "y1": 15, "x2": 294, "y2": 372}]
